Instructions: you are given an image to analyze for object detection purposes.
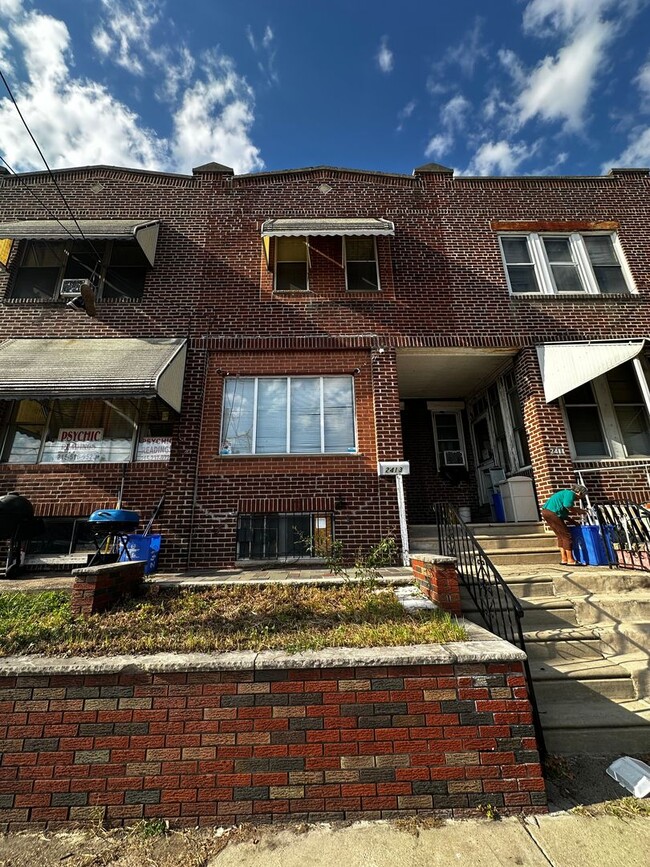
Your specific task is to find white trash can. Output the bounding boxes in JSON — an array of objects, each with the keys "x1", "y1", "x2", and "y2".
[{"x1": 498, "y1": 476, "x2": 538, "y2": 522}]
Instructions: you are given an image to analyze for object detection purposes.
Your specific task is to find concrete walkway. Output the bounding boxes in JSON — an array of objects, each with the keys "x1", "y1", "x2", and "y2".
[
  {"x1": 0, "y1": 565, "x2": 414, "y2": 592},
  {"x1": 208, "y1": 812, "x2": 649, "y2": 867}
]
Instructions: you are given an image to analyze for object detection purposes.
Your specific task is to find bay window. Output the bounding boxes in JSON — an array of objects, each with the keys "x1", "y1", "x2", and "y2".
[
  {"x1": 221, "y1": 375, "x2": 356, "y2": 455},
  {"x1": 1, "y1": 397, "x2": 173, "y2": 464}
]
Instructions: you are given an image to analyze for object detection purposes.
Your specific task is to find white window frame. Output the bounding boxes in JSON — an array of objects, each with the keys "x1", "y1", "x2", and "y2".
[
  {"x1": 499, "y1": 232, "x2": 636, "y2": 297},
  {"x1": 274, "y1": 236, "x2": 310, "y2": 292},
  {"x1": 561, "y1": 359, "x2": 650, "y2": 461},
  {"x1": 427, "y1": 402, "x2": 467, "y2": 470},
  {"x1": 221, "y1": 375, "x2": 357, "y2": 456},
  {"x1": 343, "y1": 236, "x2": 380, "y2": 292}
]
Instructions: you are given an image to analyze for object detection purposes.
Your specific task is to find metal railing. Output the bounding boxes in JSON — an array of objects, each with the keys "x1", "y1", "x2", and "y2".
[
  {"x1": 592, "y1": 501, "x2": 650, "y2": 572},
  {"x1": 434, "y1": 502, "x2": 546, "y2": 757}
]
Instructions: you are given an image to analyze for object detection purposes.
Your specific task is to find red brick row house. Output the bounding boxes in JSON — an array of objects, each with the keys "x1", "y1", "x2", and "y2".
[{"x1": 0, "y1": 161, "x2": 649, "y2": 570}]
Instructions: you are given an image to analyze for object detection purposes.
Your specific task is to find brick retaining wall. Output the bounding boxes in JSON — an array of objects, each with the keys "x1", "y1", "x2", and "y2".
[
  {"x1": 411, "y1": 555, "x2": 462, "y2": 616},
  {"x1": 70, "y1": 561, "x2": 146, "y2": 615},
  {"x1": 0, "y1": 640, "x2": 546, "y2": 830}
]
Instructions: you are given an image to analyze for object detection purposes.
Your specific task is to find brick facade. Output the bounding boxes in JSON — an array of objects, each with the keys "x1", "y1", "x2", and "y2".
[
  {"x1": 0, "y1": 660, "x2": 545, "y2": 830},
  {"x1": 1, "y1": 163, "x2": 650, "y2": 568}
]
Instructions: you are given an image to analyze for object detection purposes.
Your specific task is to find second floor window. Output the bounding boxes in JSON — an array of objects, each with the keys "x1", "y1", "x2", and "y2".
[
  {"x1": 500, "y1": 233, "x2": 633, "y2": 296},
  {"x1": 275, "y1": 237, "x2": 308, "y2": 291},
  {"x1": 221, "y1": 375, "x2": 356, "y2": 455},
  {"x1": 9, "y1": 240, "x2": 149, "y2": 301},
  {"x1": 344, "y1": 237, "x2": 379, "y2": 291}
]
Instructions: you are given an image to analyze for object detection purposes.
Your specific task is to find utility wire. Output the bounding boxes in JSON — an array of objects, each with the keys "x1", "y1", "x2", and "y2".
[{"x1": 0, "y1": 67, "x2": 102, "y2": 262}]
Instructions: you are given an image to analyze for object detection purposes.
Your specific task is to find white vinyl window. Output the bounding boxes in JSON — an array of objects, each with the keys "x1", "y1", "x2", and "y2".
[
  {"x1": 344, "y1": 237, "x2": 380, "y2": 291},
  {"x1": 500, "y1": 233, "x2": 634, "y2": 296},
  {"x1": 562, "y1": 361, "x2": 650, "y2": 459},
  {"x1": 221, "y1": 376, "x2": 356, "y2": 455},
  {"x1": 275, "y1": 237, "x2": 308, "y2": 291}
]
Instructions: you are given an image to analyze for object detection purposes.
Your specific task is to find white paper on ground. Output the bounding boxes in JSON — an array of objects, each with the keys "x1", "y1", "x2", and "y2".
[{"x1": 606, "y1": 756, "x2": 650, "y2": 798}]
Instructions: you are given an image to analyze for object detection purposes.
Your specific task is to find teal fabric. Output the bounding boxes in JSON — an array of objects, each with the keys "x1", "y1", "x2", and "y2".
[{"x1": 543, "y1": 489, "x2": 576, "y2": 520}]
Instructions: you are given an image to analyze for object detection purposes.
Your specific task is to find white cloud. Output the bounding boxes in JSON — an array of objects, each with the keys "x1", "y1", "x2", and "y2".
[
  {"x1": 516, "y1": 19, "x2": 611, "y2": 131},
  {"x1": 92, "y1": 0, "x2": 164, "y2": 77},
  {"x1": 425, "y1": 133, "x2": 453, "y2": 159},
  {"x1": 246, "y1": 23, "x2": 278, "y2": 86},
  {"x1": 396, "y1": 99, "x2": 416, "y2": 132},
  {"x1": 465, "y1": 140, "x2": 538, "y2": 175},
  {"x1": 637, "y1": 60, "x2": 650, "y2": 104},
  {"x1": 603, "y1": 127, "x2": 650, "y2": 171},
  {"x1": 522, "y1": 0, "x2": 634, "y2": 35},
  {"x1": 445, "y1": 17, "x2": 488, "y2": 78},
  {"x1": 170, "y1": 56, "x2": 262, "y2": 173},
  {"x1": 0, "y1": 0, "x2": 264, "y2": 175},
  {"x1": 376, "y1": 36, "x2": 393, "y2": 74},
  {"x1": 441, "y1": 95, "x2": 470, "y2": 131}
]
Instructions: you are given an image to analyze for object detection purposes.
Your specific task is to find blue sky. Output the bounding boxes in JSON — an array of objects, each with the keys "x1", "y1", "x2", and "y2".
[{"x1": 1, "y1": 0, "x2": 650, "y2": 177}]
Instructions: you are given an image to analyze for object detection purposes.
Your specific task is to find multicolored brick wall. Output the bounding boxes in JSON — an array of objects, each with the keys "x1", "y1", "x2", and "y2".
[{"x1": 0, "y1": 661, "x2": 545, "y2": 830}]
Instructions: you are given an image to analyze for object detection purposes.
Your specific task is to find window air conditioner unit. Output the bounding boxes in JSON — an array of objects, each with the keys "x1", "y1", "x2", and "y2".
[
  {"x1": 59, "y1": 278, "x2": 88, "y2": 297},
  {"x1": 443, "y1": 450, "x2": 465, "y2": 466}
]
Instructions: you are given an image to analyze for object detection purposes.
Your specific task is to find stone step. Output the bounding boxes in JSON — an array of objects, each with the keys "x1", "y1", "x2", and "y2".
[
  {"x1": 474, "y1": 534, "x2": 557, "y2": 553},
  {"x1": 488, "y1": 549, "x2": 561, "y2": 566},
  {"x1": 598, "y1": 621, "x2": 650, "y2": 656},
  {"x1": 552, "y1": 568, "x2": 650, "y2": 596},
  {"x1": 572, "y1": 591, "x2": 650, "y2": 626},
  {"x1": 537, "y1": 697, "x2": 650, "y2": 755},
  {"x1": 530, "y1": 657, "x2": 637, "y2": 701},
  {"x1": 497, "y1": 576, "x2": 555, "y2": 599},
  {"x1": 468, "y1": 522, "x2": 546, "y2": 537}
]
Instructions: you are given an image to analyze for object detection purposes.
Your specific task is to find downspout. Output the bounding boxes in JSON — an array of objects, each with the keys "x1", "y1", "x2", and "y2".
[{"x1": 185, "y1": 343, "x2": 208, "y2": 569}]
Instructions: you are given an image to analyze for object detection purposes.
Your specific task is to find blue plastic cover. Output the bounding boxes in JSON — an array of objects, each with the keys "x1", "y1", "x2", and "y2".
[{"x1": 88, "y1": 509, "x2": 139, "y2": 524}]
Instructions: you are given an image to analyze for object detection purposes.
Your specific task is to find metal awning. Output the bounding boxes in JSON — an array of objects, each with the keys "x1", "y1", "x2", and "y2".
[
  {"x1": 0, "y1": 337, "x2": 187, "y2": 412},
  {"x1": 0, "y1": 220, "x2": 160, "y2": 266},
  {"x1": 261, "y1": 218, "x2": 395, "y2": 237},
  {"x1": 536, "y1": 340, "x2": 646, "y2": 403}
]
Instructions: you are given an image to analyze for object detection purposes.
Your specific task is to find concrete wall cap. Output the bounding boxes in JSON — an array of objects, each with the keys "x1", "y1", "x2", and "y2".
[
  {"x1": 72, "y1": 561, "x2": 147, "y2": 577},
  {"x1": 0, "y1": 622, "x2": 525, "y2": 676},
  {"x1": 410, "y1": 553, "x2": 457, "y2": 565}
]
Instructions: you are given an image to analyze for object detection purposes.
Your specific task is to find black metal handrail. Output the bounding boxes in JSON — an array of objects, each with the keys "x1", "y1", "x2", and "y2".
[
  {"x1": 592, "y1": 501, "x2": 650, "y2": 572},
  {"x1": 434, "y1": 502, "x2": 545, "y2": 757}
]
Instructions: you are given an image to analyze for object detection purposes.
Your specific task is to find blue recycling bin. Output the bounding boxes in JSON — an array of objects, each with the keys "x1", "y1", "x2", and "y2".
[
  {"x1": 119, "y1": 534, "x2": 161, "y2": 574},
  {"x1": 570, "y1": 525, "x2": 614, "y2": 566},
  {"x1": 492, "y1": 492, "x2": 506, "y2": 523}
]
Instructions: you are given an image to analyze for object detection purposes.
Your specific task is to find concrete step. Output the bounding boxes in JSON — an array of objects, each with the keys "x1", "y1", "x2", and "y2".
[
  {"x1": 488, "y1": 550, "x2": 561, "y2": 566},
  {"x1": 468, "y1": 522, "x2": 545, "y2": 537},
  {"x1": 537, "y1": 697, "x2": 650, "y2": 755},
  {"x1": 497, "y1": 576, "x2": 555, "y2": 599},
  {"x1": 552, "y1": 568, "x2": 650, "y2": 596},
  {"x1": 475, "y1": 534, "x2": 557, "y2": 553},
  {"x1": 530, "y1": 657, "x2": 637, "y2": 701},
  {"x1": 598, "y1": 621, "x2": 650, "y2": 656},
  {"x1": 522, "y1": 627, "x2": 604, "y2": 661},
  {"x1": 572, "y1": 590, "x2": 650, "y2": 626}
]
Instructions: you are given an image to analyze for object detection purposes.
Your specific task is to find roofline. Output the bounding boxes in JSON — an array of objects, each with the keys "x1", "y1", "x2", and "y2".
[
  {"x1": 0, "y1": 165, "x2": 194, "y2": 182},
  {"x1": 235, "y1": 165, "x2": 414, "y2": 181}
]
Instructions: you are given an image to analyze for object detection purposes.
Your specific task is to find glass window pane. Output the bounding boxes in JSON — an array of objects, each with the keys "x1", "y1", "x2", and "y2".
[
  {"x1": 277, "y1": 237, "x2": 307, "y2": 261},
  {"x1": 566, "y1": 406, "x2": 607, "y2": 456},
  {"x1": 222, "y1": 379, "x2": 255, "y2": 454},
  {"x1": 616, "y1": 406, "x2": 650, "y2": 455},
  {"x1": 584, "y1": 235, "x2": 618, "y2": 265},
  {"x1": 592, "y1": 266, "x2": 628, "y2": 294},
  {"x1": 276, "y1": 262, "x2": 307, "y2": 291},
  {"x1": 507, "y1": 265, "x2": 539, "y2": 293},
  {"x1": 64, "y1": 243, "x2": 105, "y2": 280},
  {"x1": 501, "y1": 238, "x2": 531, "y2": 263},
  {"x1": 256, "y1": 379, "x2": 287, "y2": 453},
  {"x1": 347, "y1": 261, "x2": 378, "y2": 291},
  {"x1": 606, "y1": 363, "x2": 642, "y2": 403},
  {"x1": 2, "y1": 400, "x2": 48, "y2": 463},
  {"x1": 346, "y1": 237, "x2": 375, "y2": 260},
  {"x1": 551, "y1": 264, "x2": 584, "y2": 292},
  {"x1": 323, "y1": 377, "x2": 354, "y2": 452},
  {"x1": 290, "y1": 378, "x2": 321, "y2": 453},
  {"x1": 11, "y1": 268, "x2": 59, "y2": 299},
  {"x1": 41, "y1": 399, "x2": 135, "y2": 463},
  {"x1": 564, "y1": 382, "x2": 596, "y2": 404},
  {"x1": 543, "y1": 237, "x2": 573, "y2": 262}
]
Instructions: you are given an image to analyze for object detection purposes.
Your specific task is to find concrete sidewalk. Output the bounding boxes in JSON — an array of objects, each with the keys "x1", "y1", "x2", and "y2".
[{"x1": 209, "y1": 812, "x2": 650, "y2": 867}]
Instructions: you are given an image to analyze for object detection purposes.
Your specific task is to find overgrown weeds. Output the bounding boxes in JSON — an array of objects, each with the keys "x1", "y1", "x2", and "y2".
[{"x1": 0, "y1": 583, "x2": 466, "y2": 656}]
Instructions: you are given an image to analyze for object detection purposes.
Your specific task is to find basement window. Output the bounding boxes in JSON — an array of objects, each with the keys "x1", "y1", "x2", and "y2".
[{"x1": 236, "y1": 513, "x2": 333, "y2": 561}]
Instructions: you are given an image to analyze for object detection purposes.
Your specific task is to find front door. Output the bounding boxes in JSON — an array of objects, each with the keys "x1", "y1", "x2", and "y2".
[{"x1": 472, "y1": 413, "x2": 498, "y2": 505}]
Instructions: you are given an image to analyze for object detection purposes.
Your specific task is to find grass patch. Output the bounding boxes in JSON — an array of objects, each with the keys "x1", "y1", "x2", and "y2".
[{"x1": 0, "y1": 584, "x2": 467, "y2": 656}]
